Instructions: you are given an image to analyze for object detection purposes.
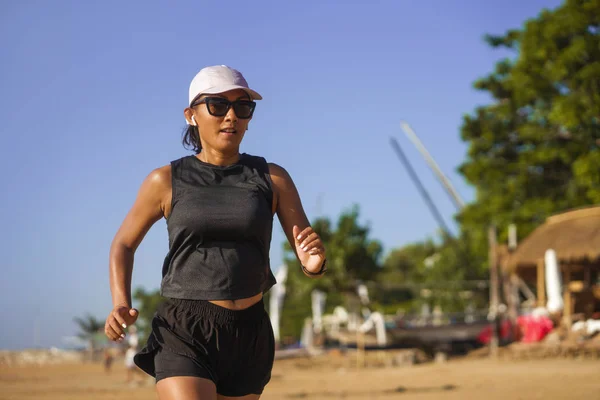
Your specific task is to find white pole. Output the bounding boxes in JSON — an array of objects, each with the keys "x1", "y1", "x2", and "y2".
[
  {"x1": 400, "y1": 121, "x2": 466, "y2": 210},
  {"x1": 508, "y1": 224, "x2": 518, "y2": 250},
  {"x1": 545, "y1": 249, "x2": 564, "y2": 313},
  {"x1": 269, "y1": 265, "x2": 288, "y2": 344},
  {"x1": 311, "y1": 290, "x2": 326, "y2": 334},
  {"x1": 358, "y1": 311, "x2": 387, "y2": 347}
]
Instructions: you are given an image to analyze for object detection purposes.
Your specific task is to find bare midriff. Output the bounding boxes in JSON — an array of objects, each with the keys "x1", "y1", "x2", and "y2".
[{"x1": 209, "y1": 292, "x2": 263, "y2": 310}]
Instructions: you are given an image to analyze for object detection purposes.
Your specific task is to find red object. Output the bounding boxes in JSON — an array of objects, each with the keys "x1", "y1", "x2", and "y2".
[
  {"x1": 477, "y1": 319, "x2": 513, "y2": 344},
  {"x1": 516, "y1": 315, "x2": 553, "y2": 343},
  {"x1": 477, "y1": 315, "x2": 554, "y2": 345}
]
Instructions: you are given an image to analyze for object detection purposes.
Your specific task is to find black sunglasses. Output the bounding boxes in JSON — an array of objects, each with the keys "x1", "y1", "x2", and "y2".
[{"x1": 192, "y1": 97, "x2": 256, "y2": 119}]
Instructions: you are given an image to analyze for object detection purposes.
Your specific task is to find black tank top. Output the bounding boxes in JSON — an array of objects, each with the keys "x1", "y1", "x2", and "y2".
[{"x1": 160, "y1": 153, "x2": 276, "y2": 300}]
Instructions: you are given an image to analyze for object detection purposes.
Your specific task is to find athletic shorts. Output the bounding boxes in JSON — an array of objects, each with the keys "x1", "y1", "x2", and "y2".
[{"x1": 134, "y1": 298, "x2": 275, "y2": 397}]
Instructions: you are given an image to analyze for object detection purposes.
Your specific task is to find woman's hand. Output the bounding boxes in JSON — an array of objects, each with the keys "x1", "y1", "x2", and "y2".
[
  {"x1": 293, "y1": 225, "x2": 326, "y2": 274},
  {"x1": 104, "y1": 305, "x2": 139, "y2": 342}
]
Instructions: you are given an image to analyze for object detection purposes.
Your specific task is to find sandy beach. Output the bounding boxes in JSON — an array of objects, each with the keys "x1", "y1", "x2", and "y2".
[{"x1": 1, "y1": 353, "x2": 599, "y2": 400}]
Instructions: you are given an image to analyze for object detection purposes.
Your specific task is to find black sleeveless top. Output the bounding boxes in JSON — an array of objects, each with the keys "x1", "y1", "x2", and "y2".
[{"x1": 160, "y1": 153, "x2": 277, "y2": 300}]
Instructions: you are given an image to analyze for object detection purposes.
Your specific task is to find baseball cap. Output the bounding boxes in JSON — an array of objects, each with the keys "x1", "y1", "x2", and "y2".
[{"x1": 188, "y1": 65, "x2": 262, "y2": 106}]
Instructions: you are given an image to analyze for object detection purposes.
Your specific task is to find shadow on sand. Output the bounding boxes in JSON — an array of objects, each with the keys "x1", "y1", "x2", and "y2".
[{"x1": 287, "y1": 384, "x2": 457, "y2": 398}]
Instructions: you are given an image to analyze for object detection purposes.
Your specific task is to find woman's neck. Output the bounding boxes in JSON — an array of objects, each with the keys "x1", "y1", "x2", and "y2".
[{"x1": 197, "y1": 149, "x2": 240, "y2": 166}]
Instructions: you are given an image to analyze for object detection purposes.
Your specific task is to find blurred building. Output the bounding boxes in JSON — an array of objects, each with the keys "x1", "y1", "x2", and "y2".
[{"x1": 505, "y1": 206, "x2": 600, "y2": 325}]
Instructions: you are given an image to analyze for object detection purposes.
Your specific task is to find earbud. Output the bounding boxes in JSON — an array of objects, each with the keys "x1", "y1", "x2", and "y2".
[{"x1": 191, "y1": 116, "x2": 197, "y2": 126}]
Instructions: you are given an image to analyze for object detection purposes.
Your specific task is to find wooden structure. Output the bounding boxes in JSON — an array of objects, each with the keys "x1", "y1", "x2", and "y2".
[{"x1": 505, "y1": 206, "x2": 600, "y2": 326}]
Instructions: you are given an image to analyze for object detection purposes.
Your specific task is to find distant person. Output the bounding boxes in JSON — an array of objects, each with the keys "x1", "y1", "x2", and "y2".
[
  {"x1": 123, "y1": 325, "x2": 144, "y2": 385},
  {"x1": 124, "y1": 345, "x2": 136, "y2": 375},
  {"x1": 102, "y1": 347, "x2": 113, "y2": 374},
  {"x1": 124, "y1": 344, "x2": 145, "y2": 385},
  {"x1": 126, "y1": 325, "x2": 139, "y2": 349},
  {"x1": 104, "y1": 65, "x2": 327, "y2": 399}
]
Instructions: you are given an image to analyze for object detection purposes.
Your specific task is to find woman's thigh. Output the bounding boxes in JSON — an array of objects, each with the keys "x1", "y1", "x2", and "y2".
[{"x1": 156, "y1": 376, "x2": 217, "y2": 400}]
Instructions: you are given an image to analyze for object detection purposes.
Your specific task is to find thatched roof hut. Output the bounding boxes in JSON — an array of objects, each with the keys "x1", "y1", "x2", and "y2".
[
  {"x1": 507, "y1": 206, "x2": 600, "y2": 272},
  {"x1": 505, "y1": 206, "x2": 600, "y2": 322}
]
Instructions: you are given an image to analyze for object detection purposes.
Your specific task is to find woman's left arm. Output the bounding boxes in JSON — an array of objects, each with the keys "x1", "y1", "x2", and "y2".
[{"x1": 269, "y1": 163, "x2": 326, "y2": 277}]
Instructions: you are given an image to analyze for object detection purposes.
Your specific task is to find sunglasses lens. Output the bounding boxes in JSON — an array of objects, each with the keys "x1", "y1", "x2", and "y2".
[
  {"x1": 206, "y1": 98, "x2": 230, "y2": 116},
  {"x1": 203, "y1": 98, "x2": 255, "y2": 118},
  {"x1": 233, "y1": 101, "x2": 255, "y2": 119}
]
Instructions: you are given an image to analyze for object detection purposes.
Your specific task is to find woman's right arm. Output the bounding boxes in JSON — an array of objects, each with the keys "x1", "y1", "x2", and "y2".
[{"x1": 105, "y1": 165, "x2": 171, "y2": 342}]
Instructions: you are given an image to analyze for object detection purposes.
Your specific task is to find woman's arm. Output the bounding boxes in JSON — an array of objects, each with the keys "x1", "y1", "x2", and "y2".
[
  {"x1": 105, "y1": 165, "x2": 171, "y2": 341},
  {"x1": 269, "y1": 163, "x2": 326, "y2": 278}
]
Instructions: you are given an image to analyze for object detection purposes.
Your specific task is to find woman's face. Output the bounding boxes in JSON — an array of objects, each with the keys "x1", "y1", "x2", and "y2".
[{"x1": 184, "y1": 89, "x2": 254, "y2": 154}]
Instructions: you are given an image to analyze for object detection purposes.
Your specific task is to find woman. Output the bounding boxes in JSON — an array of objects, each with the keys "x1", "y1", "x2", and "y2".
[{"x1": 104, "y1": 65, "x2": 327, "y2": 399}]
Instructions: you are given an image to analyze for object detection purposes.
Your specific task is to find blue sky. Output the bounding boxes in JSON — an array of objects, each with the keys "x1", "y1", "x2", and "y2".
[{"x1": 0, "y1": 0, "x2": 563, "y2": 350}]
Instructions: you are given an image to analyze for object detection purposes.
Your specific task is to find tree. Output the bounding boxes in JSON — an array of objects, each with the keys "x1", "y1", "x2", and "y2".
[
  {"x1": 367, "y1": 240, "x2": 436, "y2": 314},
  {"x1": 132, "y1": 287, "x2": 165, "y2": 336},
  {"x1": 381, "y1": 239, "x2": 437, "y2": 285},
  {"x1": 380, "y1": 232, "x2": 487, "y2": 314},
  {"x1": 279, "y1": 205, "x2": 383, "y2": 341},
  {"x1": 458, "y1": 0, "x2": 600, "y2": 260},
  {"x1": 74, "y1": 314, "x2": 104, "y2": 343},
  {"x1": 73, "y1": 314, "x2": 105, "y2": 361}
]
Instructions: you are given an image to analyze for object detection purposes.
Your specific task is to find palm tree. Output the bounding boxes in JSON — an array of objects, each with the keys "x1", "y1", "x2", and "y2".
[{"x1": 74, "y1": 314, "x2": 104, "y2": 362}]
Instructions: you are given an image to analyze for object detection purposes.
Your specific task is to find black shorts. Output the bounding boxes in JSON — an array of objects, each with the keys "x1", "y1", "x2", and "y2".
[{"x1": 134, "y1": 298, "x2": 275, "y2": 397}]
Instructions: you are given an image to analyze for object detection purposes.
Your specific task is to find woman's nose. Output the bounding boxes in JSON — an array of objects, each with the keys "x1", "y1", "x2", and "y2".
[{"x1": 224, "y1": 105, "x2": 237, "y2": 122}]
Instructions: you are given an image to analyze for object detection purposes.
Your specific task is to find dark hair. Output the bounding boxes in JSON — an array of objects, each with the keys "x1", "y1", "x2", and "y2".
[{"x1": 182, "y1": 124, "x2": 201, "y2": 154}]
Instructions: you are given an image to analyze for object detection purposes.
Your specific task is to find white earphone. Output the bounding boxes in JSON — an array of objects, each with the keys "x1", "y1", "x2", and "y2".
[{"x1": 191, "y1": 116, "x2": 197, "y2": 126}]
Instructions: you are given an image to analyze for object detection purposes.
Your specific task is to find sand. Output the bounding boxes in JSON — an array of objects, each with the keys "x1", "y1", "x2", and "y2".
[{"x1": 1, "y1": 355, "x2": 599, "y2": 399}]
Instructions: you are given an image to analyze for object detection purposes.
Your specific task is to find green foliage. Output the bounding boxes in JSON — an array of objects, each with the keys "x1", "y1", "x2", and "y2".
[
  {"x1": 73, "y1": 314, "x2": 106, "y2": 350},
  {"x1": 380, "y1": 239, "x2": 437, "y2": 284},
  {"x1": 378, "y1": 232, "x2": 487, "y2": 314},
  {"x1": 132, "y1": 287, "x2": 165, "y2": 336},
  {"x1": 458, "y1": 0, "x2": 600, "y2": 261},
  {"x1": 73, "y1": 314, "x2": 104, "y2": 340},
  {"x1": 279, "y1": 205, "x2": 383, "y2": 340}
]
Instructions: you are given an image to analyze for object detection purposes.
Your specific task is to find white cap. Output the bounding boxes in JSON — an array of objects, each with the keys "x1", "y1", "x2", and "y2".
[{"x1": 188, "y1": 65, "x2": 262, "y2": 106}]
